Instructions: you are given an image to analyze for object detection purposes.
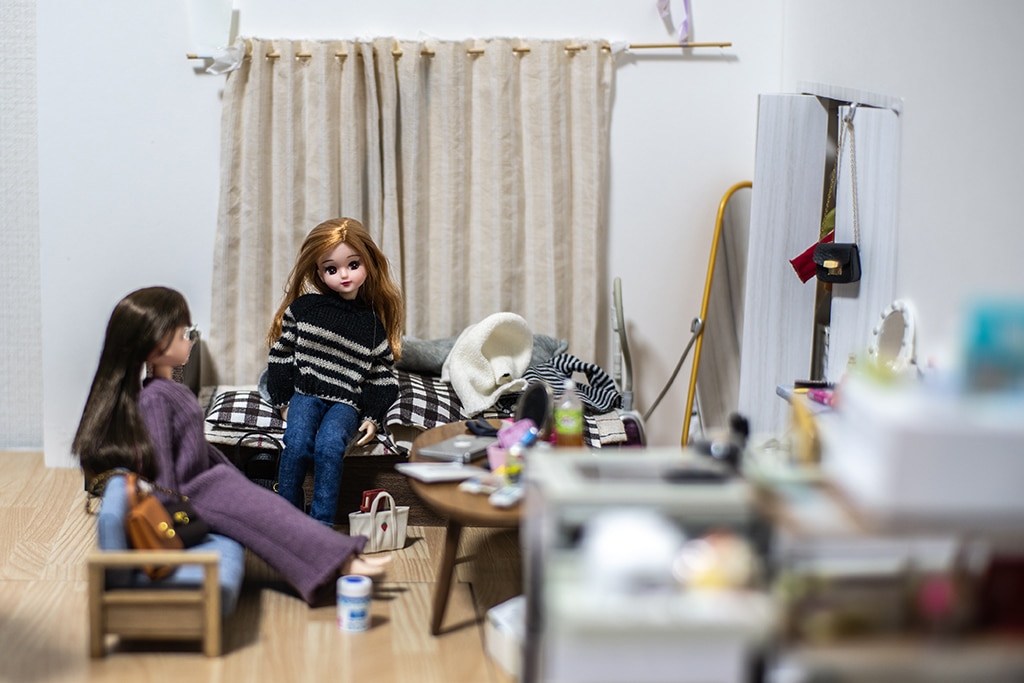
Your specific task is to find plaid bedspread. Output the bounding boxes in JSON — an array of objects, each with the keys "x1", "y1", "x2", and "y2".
[{"x1": 201, "y1": 369, "x2": 619, "y2": 457}]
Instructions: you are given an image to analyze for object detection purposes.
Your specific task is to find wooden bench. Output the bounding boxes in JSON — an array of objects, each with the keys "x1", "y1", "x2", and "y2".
[{"x1": 87, "y1": 473, "x2": 245, "y2": 657}]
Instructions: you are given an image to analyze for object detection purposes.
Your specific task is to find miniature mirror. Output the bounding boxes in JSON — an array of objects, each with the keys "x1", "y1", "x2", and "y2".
[
  {"x1": 515, "y1": 381, "x2": 553, "y2": 439},
  {"x1": 868, "y1": 299, "x2": 917, "y2": 374}
]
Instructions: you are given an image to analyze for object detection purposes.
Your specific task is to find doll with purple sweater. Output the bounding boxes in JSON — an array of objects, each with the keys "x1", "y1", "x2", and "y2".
[{"x1": 73, "y1": 286, "x2": 389, "y2": 605}]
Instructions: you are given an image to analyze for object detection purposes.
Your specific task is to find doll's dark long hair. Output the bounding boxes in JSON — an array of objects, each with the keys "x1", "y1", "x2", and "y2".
[{"x1": 72, "y1": 287, "x2": 190, "y2": 480}]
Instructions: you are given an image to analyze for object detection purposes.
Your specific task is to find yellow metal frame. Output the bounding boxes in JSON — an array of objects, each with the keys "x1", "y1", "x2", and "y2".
[{"x1": 681, "y1": 181, "x2": 753, "y2": 447}]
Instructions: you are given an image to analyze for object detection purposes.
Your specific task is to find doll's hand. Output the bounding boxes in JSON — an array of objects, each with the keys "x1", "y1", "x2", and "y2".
[
  {"x1": 279, "y1": 405, "x2": 289, "y2": 421},
  {"x1": 355, "y1": 420, "x2": 377, "y2": 446}
]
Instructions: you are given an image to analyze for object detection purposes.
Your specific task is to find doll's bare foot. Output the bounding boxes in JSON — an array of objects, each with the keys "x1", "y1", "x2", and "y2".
[{"x1": 340, "y1": 553, "x2": 392, "y2": 579}]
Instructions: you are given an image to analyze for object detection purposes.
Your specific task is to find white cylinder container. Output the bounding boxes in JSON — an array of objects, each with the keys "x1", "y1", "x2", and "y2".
[{"x1": 337, "y1": 575, "x2": 372, "y2": 632}]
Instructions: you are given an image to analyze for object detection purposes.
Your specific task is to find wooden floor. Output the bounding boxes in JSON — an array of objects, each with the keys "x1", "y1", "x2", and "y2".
[{"x1": 0, "y1": 451, "x2": 521, "y2": 683}]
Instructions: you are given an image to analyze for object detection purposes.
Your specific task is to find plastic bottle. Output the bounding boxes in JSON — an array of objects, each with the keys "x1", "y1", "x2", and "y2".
[
  {"x1": 504, "y1": 443, "x2": 525, "y2": 484},
  {"x1": 337, "y1": 575, "x2": 372, "y2": 631},
  {"x1": 554, "y1": 378, "x2": 584, "y2": 448}
]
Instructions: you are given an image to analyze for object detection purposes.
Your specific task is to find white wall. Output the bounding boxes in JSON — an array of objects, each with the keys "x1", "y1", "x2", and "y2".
[
  {"x1": 37, "y1": 1, "x2": 224, "y2": 465},
  {"x1": 35, "y1": 0, "x2": 782, "y2": 464},
  {"x1": 781, "y1": 0, "x2": 1024, "y2": 364},
  {"x1": 1, "y1": 0, "x2": 42, "y2": 449}
]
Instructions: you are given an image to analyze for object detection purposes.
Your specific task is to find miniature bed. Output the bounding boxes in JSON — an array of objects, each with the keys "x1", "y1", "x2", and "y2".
[{"x1": 200, "y1": 335, "x2": 641, "y2": 524}]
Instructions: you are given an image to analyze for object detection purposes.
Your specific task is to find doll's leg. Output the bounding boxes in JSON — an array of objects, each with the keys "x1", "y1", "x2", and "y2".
[
  {"x1": 340, "y1": 553, "x2": 393, "y2": 579},
  {"x1": 309, "y1": 402, "x2": 359, "y2": 526},
  {"x1": 277, "y1": 393, "x2": 323, "y2": 511}
]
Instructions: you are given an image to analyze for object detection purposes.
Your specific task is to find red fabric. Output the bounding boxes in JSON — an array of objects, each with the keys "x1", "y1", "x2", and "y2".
[{"x1": 789, "y1": 230, "x2": 835, "y2": 283}]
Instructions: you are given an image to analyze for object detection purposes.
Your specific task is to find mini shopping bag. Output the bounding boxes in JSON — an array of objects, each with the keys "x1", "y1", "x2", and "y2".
[{"x1": 348, "y1": 490, "x2": 409, "y2": 553}]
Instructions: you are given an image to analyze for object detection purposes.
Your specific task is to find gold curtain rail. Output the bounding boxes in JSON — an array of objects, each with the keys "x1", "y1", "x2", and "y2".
[{"x1": 186, "y1": 40, "x2": 731, "y2": 61}]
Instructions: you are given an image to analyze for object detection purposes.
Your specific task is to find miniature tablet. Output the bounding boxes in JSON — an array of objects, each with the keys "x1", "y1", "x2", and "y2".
[{"x1": 416, "y1": 434, "x2": 497, "y2": 463}]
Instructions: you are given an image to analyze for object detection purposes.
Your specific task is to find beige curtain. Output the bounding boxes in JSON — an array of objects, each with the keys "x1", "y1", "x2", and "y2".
[{"x1": 210, "y1": 37, "x2": 614, "y2": 384}]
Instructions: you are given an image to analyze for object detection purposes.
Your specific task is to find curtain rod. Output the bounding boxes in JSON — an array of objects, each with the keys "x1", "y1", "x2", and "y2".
[{"x1": 185, "y1": 40, "x2": 731, "y2": 61}]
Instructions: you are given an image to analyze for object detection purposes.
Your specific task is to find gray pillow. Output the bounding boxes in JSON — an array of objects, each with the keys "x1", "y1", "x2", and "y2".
[
  {"x1": 531, "y1": 334, "x2": 570, "y2": 366},
  {"x1": 394, "y1": 336, "x2": 455, "y2": 374},
  {"x1": 396, "y1": 334, "x2": 569, "y2": 375}
]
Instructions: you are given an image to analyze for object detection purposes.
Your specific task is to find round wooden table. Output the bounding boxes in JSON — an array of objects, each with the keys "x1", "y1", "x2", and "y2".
[{"x1": 405, "y1": 420, "x2": 520, "y2": 635}]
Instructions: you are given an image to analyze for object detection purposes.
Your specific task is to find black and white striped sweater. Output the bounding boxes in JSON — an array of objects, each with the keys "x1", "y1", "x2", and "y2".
[{"x1": 266, "y1": 293, "x2": 398, "y2": 427}]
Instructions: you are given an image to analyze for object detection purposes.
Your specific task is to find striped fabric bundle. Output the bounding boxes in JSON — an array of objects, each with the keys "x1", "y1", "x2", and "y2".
[{"x1": 522, "y1": 354, "x2": 622, "y2": 413}]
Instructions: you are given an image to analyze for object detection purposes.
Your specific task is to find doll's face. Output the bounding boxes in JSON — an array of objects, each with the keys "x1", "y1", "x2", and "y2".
[
  {"x1": 317, "y1": 241, "x2": 367, "y2": 300},
  {"x1": 147, "y1": 324, "x2": 196, "y2": 370}
]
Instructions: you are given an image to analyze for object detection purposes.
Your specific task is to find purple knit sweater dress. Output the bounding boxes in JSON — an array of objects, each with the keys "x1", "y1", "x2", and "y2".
[{"x1": 139, "y1": 378, "x2": 367, "y2": 604}]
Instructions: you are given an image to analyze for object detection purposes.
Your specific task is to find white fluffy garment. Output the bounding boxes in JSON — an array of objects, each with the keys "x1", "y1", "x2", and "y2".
[{"x1": 441, "y1": 312, "x2": 533, "y2": 415}]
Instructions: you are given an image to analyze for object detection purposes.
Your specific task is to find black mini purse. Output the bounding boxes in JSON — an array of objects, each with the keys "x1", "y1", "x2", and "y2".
[
  {"x1": 815, "y1": 108, "x2": 863, "y2": 285},
  {"x1": 235, "y1": 431, "x2": 284, "y2": 492},
  {"x1": 164, "y1": 498, "x2": 211, "y2": 548},
  {"x1": 813, "y1": 242, "x2": 861, "y2": 284}
]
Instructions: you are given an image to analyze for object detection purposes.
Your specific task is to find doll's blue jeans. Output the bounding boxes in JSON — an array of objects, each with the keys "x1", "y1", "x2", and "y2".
[{"x1": 277, "y1": 393, "x2": 359, "y2": 526}]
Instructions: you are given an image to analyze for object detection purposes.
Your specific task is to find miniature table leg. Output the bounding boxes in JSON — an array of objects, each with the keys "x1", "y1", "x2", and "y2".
[{"x1": 430, "y1": 519, "x2": 463, "y2": 635}]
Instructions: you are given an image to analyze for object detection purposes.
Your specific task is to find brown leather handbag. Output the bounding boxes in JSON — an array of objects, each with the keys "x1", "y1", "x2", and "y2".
[{"x1": 125, "y1": 472, "x2": 184, "y2": 579}]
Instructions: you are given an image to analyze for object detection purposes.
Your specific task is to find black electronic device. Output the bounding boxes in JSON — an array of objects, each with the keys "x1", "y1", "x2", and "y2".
[{"x1": 690, "y1": 413, "x2": 749, "y2": 471}]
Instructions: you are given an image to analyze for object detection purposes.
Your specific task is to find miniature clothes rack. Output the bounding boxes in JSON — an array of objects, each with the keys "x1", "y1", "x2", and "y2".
[{"x1": 186, "y1": 39, "x2": 732, "y2": 61}]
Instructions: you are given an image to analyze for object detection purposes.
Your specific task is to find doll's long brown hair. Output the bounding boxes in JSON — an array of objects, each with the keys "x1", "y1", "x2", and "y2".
[
  {"x1": 266, "y1": 218, "x2": 404, "y2": 359},
  {"x1": 72, "y1": 287, "x2": 191, "y2": 480}
]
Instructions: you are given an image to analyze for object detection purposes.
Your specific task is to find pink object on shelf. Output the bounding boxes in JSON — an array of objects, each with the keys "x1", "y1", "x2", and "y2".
[
  {"x1": 498, "y1": 419, "x2": 538, "y2": 449},
  {"x1": 487, "y1": 444, "x2": 509, "y2": 473}
]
